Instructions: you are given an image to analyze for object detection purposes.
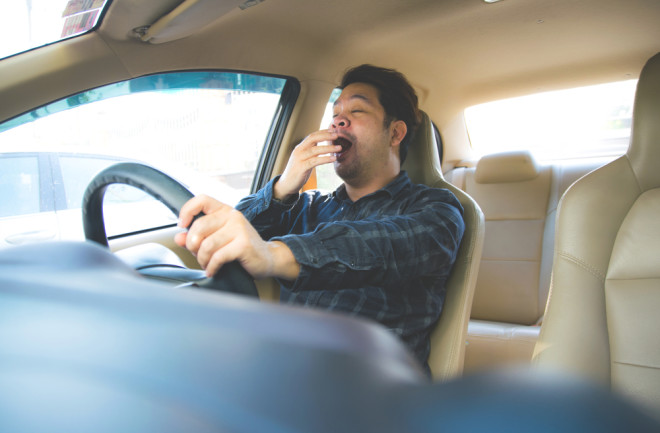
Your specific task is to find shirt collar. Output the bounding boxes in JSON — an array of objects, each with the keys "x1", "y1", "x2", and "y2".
[{"x1": 333, "y1": 171, "x2": 411, "y2": 202}]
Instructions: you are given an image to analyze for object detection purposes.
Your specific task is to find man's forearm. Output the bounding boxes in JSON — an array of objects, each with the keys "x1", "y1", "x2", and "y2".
[{"x1": 267, "y1": 240, "x2": 300, "y2": 281}]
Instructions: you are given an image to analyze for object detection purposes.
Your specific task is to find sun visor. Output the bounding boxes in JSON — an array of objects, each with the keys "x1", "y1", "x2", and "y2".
[{"x1": 140, "y1": 0, "x2": 244, "y2": 44}]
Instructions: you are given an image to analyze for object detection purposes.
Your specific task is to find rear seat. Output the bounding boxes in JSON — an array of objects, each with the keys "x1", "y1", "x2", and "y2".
[{"x1": 444, "y1": 150, "x2": 612, "y2": 372}]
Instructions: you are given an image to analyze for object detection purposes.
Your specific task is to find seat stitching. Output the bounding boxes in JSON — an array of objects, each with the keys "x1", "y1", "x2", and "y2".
[
  {"x1": 556, "y1": 250, "x2": 606, "y2": 282},
  {"x1": 613, "y1": 360, "x2": 660, "y2": 370},
  {"x1": 481, "y1": 258, "x2": 541, "y2": 262},
  {"x1": 606, "y1": 276, "x2": 660, "y2": 281}
]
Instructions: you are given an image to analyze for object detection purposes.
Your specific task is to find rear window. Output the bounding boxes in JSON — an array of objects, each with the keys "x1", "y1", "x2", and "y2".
[{"x1": 465, "y1": 80, "x2": 637, "y2": 160}]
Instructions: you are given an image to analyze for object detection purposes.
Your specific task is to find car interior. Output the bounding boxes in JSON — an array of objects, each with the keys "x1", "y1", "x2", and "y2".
[
  {"x1": 1, "y1": 0, "x2": 659, "y2": 431},
  {"x1": 534, "y1": 50, "x2": 660, "y2": 417}
]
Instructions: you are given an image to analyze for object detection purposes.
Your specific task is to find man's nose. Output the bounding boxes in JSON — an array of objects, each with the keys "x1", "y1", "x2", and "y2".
[{"x1": 331, "y1": 114, "x2": 349, "y2": 129}]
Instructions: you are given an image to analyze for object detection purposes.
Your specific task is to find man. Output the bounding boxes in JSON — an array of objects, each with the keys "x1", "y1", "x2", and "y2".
[{"x1": 175, "y1": 65, "x2": 465, "y2": 374}]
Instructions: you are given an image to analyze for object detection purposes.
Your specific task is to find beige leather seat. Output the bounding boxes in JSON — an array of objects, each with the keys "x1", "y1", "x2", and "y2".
[
  {"x1": 533, "y1": 51, "x2": 660, "y2": 418},
  {"x1": 445, "y1": 151, "x2": 604, "y2": 372},
  {"x1": 403, "y1": 112, "x2": 485, "y2": 381},
  {"x1": 458, "y1": 151, "x2": 551, "y2": 370},
  {"x1": 445, "y1": 150, "x2": 602, "y2": 373}
]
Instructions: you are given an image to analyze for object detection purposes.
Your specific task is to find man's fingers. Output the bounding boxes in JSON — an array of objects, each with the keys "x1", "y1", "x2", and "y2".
[
  {"x1": 292, "y1": 131, "x2": 341, "y2": 170},
  {"x1": 308, "y1": 142, "x2": 341, "y2": 157},
  {"x1": 203, "y1": 238, "x2": 244, "y2": 277},
  {"x1": 298, "y1": 130, "x2": 340, "y2": 156},
  {"x1": 194, "y1": 220, "x2": 237, "y2": 269},
  {"x1": 174, "y1": 230, "x2": 187, "y2": 248},
  {"x1": 299, "y1": 129, "x2": 337, "y2": 149},
  {"x1": 303, "y1": 153, "x2": 337, "y2": 170},
  {"x1": 180, "y1": 202, "x2": 234, "y2": 256},
  {"x1": 178, "y1": 195, "x2": 227, "y2": 228}
]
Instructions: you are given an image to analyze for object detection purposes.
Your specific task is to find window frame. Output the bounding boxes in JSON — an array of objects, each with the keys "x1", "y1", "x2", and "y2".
[{"x1": 252, "y1": 78, "x2": 301, "y2": 192}]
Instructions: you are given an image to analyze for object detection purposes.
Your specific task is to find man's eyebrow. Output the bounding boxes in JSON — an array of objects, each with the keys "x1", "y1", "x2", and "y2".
[{"x1": 333, "y1": 93, "x2": 373, "y2": 107}]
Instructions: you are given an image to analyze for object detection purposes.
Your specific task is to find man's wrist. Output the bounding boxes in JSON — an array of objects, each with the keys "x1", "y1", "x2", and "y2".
[
  {"x1": 273, "y1": 178, "x2": 296, "y2": 203},
  {"x1": 267, "y1": 240, "x2": 300, "y2": 281}
]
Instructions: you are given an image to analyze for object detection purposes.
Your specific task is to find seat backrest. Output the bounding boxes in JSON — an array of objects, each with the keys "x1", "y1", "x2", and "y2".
[
  {"x1": 403, "y1": 111, "x2": 485, "y2": 381},
  {"x1": 445, "y1": 152, "x2": 609, "y2": 372},
  {"x1": 446, "y1": 152, "x2": 608, "y2": 327},
  {"x1": 534, "y1": 51, "x2": 660, "y2": 418},
  {"x1": 463, "y1": 151, "x2": 552, "y2": 325}
]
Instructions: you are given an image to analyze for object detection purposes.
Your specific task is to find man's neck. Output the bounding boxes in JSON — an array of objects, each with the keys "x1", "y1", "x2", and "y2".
[{"x1": 344, "y1": 170, "x2": 400, "y2": 202}]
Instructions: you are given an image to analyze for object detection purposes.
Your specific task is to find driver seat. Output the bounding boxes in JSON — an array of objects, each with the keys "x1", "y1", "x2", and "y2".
[
  {"x1": 403, "y1": 111, "x2": 485, "y2": 381},
  {"x1": 533, "y1": 51, "x2": 660, "y2": 417}
]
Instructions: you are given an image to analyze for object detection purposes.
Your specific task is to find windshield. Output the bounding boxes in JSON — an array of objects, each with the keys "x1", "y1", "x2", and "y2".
[{"x1": 0, "y1": 0, "x2": 108, "y2": 60}]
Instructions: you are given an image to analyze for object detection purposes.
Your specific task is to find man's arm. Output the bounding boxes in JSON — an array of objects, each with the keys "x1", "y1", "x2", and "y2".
[
  {"x1": 273, "y1": 129, "x2": 339, "y2": 200},
  {"x1": 175, "y1": 195, "x2": 300, "y2": 280},
  {"x1": 272, "y1": 189, "x2": 465, "y2": 292},
  {"x1": 175, "y1": 129, "x2": 340, "y2": 280}
]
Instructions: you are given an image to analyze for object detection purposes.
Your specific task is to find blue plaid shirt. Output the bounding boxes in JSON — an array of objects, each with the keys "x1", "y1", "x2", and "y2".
[{"x1": 236, "y1": 171, "x2": 465, "y2": 373}]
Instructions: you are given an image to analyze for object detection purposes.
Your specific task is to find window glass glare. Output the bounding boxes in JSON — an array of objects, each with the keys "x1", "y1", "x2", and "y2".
[
  {"x1": 0, "y1": 156, "x2": 40, "y2": 217},
  {"x1": 465, "y1": 80, "x2": 637, "y2": 160},
  {"x1": 0, "y1": 0, "x2": 108, "y2": 60}
]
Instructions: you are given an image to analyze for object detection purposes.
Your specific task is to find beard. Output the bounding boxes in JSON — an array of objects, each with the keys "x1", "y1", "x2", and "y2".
[{"x1": 334, "y1": 157, "x2": 362, "y2": 182}]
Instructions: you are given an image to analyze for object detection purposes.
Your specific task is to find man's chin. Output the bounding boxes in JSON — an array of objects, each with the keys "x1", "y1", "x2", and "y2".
[{"x1": 334, "y1": 161, "x2": 358, "y2": 183}]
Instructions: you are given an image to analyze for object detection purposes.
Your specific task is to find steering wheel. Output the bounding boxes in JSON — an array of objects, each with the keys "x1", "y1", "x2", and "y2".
[{"x1": 82, "y1": 162, "x2": 259, "y2": 298}]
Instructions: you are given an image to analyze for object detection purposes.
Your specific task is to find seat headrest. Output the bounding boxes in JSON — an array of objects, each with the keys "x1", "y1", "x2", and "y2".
[
  {"x1": 402, "y1": 110, "x2": 444, "y2": 186},
  {"x1": 627, "y1": 51, "x2": 660, "y2": 191},
  {"x1": 475, "y1": 150, "x2": 540, "y2": 184}
]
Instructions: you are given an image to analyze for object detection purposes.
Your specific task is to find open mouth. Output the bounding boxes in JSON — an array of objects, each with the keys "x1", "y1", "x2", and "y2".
[{"x1": 333, "y1": 137, "x2": 353, "y2": 157}]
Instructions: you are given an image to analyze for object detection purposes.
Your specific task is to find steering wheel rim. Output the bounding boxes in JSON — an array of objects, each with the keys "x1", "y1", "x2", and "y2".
[{"x1": 82, "y1": 162, "x2": 259, "y2": 298}]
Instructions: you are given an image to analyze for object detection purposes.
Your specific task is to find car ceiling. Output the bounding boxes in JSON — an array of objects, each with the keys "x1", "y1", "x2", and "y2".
[
  {"x1": 2, "y1": 0, "x2": 660, "y2": 162},
  {"x1": 97, "y1": 0, "x2": 660, "y2": 107}
]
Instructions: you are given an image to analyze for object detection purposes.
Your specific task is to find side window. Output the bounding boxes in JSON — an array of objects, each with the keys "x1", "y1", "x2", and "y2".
[
  {"x1": 0, "y1": 71, "x2": 289, "y2": 244},
  {"x1": 0, "y1": 155, "x2": 40, "y2": 217},
  {"x1": 58, "y1": 155, "x2": 129, "y2": 210}
]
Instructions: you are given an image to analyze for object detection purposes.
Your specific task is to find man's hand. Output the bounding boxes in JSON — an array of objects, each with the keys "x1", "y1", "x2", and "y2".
[
  {"x1": 273, "y1": 130, "x2": 341, "y2": 200},
  {"x1": 175, "y1": 195, "x2": 300, "y2": 281}
]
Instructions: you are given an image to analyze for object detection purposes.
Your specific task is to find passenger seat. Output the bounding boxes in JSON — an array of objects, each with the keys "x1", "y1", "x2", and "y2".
[{"x1": 445, "y1": 150, "x2": 610, "y2": 372}]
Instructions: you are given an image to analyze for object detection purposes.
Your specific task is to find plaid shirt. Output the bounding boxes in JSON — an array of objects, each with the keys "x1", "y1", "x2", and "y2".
[{"x1": 236, "y1": 171, "x2": 465, "y2": 373}]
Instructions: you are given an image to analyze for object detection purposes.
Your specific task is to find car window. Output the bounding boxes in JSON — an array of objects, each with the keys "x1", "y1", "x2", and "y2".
[
  {"x1": 0, "y1": 71, "x2": 289, "y2": 245},
  {"x1": 58, "y1": 155, "x2": 132, "y2": 210},
  {"x1": 1, "y1": 0, "x2": 109, "y2": 60},
  {"x1": 0, "y1": 155, "x2": 40, "y2": 218},
  {"x1": 465, "y1": 80, "x2": 637, "y2": 161}
]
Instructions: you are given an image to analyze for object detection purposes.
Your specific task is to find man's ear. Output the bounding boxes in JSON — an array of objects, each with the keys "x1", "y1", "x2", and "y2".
[{"x1": 390, "y1": 119, "x2": 408, "y2": 149}]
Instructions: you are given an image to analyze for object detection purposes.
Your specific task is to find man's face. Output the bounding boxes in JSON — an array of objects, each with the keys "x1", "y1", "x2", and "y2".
[{"x1": 330, "y1": 83, "x2": 394, "y2": 185}]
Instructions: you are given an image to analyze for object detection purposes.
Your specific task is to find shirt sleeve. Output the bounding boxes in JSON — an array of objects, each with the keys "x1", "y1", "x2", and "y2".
[
  {"x1": 272, "y1": 188, "x2": 465, "y2": 293},
  {"x1": 234, "y1": 176, "x2": 300, "y2": 239}
]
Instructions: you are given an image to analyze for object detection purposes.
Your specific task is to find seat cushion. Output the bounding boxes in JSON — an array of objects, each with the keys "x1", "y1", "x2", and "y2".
[{"x1": 464, "y1": 320, "x2": 540, "y2": 372}]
